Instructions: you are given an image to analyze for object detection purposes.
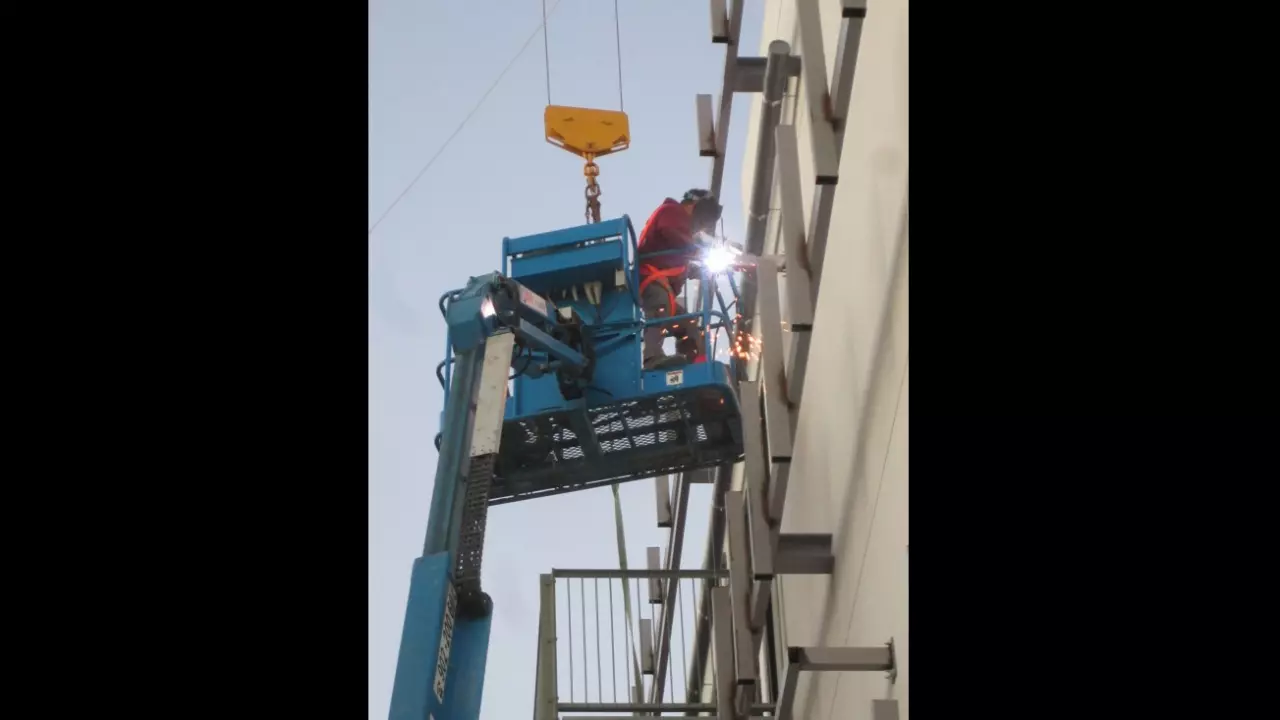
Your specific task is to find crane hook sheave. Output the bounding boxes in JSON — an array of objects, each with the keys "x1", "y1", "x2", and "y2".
[
  {"x1": 538, "y1": 0, "x2": 628, "y2": 223},
  {"x1": 544, "y1": 105, "x2": 629, "y2": 225},
  {"x1": 543, "y1": 105, "x2": 630, "y2": 159}
]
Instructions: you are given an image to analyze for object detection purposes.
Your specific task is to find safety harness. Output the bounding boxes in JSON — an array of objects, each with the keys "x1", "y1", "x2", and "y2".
[{"x1": 638, "y1": 263, "x2": 684, "y2": 314}]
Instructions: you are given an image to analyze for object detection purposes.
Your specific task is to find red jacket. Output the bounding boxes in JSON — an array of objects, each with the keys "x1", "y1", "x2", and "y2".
[{"x1": 638, "y1": 198, "x2": 697, "y2": 293}]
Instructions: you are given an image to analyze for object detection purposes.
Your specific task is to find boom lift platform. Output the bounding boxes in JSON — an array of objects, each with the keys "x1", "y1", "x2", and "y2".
[
  {"x1": 392, "y1": 215, "x2": 746, "y2": 720},
  {"x1": 444, "y1": 217, "x2": 745, "y2": 503}
]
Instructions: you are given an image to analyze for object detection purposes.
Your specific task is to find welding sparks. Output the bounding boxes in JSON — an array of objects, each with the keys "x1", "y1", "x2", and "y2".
[
  {"x1": 728, "y1": 312, "x2": 763, "y2": 362},
  {"x1": 731, "y1": 332, "x2": 762, "y2": 361}
]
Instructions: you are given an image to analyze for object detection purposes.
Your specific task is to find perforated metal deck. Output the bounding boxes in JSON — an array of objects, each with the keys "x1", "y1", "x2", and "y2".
[{"x1": 491, "y1": 386, "x2": 744, "y2": 505}]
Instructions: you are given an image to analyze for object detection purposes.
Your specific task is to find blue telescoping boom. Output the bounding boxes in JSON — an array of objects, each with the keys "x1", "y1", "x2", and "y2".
[{"x1": 388, "y1": 216, "x2": 746, "y2": 719}]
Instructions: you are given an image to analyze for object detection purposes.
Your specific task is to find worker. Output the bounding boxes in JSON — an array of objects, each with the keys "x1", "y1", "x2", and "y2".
[{"x1": 637, "y1": 189, "x2": 723, "y2": 370}]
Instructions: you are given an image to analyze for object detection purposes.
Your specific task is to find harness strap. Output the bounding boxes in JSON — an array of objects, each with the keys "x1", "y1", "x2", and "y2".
[{"x1": 638, "y1": 263, "x2": 684, "y2": 314}]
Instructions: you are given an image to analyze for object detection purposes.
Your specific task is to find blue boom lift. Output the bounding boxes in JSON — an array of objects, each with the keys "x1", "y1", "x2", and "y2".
[
  {"x1": 387, "y1": 213, "x2": 747, "y2": 719},
  {"x1": 388, "y1": 95, "x2": 751, "y2": 718}
]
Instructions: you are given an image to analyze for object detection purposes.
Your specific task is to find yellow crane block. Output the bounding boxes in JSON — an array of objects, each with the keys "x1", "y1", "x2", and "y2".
[{"x1": 544, "y1": 105, "x2": 630, "y2": 159}]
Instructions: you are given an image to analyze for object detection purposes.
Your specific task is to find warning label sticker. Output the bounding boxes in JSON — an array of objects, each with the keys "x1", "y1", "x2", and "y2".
[
  {"x1": 433, "y1": 584, "x2": 457, "y2": 704},
  {"x1": 665, "y1": 370, "x2": 684, "y2": 386},
  {"x1": 519, "y1": 286, "x2": 549, "y2": 318}
]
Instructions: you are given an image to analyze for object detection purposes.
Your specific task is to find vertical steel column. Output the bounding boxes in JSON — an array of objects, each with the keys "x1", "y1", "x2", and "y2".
[
  {"x1": 724, "y1": 490, "x2": 756, "y2": 689},
  {"x1": 774, "y1": 123, "x2": 815, "y2": 414},
  {"x1": 802, "y1": 0, "x2": 869, "y2": 300},
  {"x1": 640, "y1": 618, "x2": 654, "y2": 674},
  {"x1": 649, "y1": 472, "x2": 690, "y2": 707},
  {"x1": 681, "y1": 4, "x2": 801, "y2": 711},
  {"x1": 697, "y1": 94, "x2": 718, "y2": 157},
  {"x1": 647, "y1": 547, "x2": 664, "y2": 604},
  {"x1": 744, "y1": 41, "x2": 796, "y2": 256},
  {"x1": 773, "y1": 124, "x2": 815, "y2": 333},
  {"x1": 834, "y1": 0, "x2": 869, "y2": 141},
  {"x1": 738, "y1": 382, "x2": 775, "y2": 632},
  {"x1": 710, "y1": 0, "x2": 729, "y2": 43},
  {"x1": 683, "y1": 1, "x2": 873, "y2": 711},
  {"x1": 655, "y1": 476, "x2": 673, "y2": 528},
  {"x1": 533, "y1": 574, "x2": 558, "y2": 720},
  {"x1": 796, "y1": 0, "x2": 839, "y2": 185},
  {"x1": 709, "y1": 0, "x2": 747, "y2": 197},
  {"x1": 754, "y1": 258, "x2": 794, "y2": 526},
  {"x1": 711, "y1": 586, "x2": 736, "y2": 719}
]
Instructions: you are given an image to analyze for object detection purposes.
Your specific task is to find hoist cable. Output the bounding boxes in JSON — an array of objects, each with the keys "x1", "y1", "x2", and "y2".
[
  {"x1": 542, "y1": 0, "x2": 552, "y2": 105},
  {"x1": 367, "y1": 0, "x2": 565, "y2": 237},
  {"x1": 613, "y1": 0, "x2": 624, "y2": 111}
]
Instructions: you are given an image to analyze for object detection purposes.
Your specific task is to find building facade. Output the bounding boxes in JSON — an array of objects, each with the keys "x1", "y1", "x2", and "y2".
[{"x1": 734, "y1": 0, "x2": 908, "y2": 716}]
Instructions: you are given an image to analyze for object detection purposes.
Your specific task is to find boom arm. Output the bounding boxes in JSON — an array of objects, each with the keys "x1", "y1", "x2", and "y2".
[
  {"x1": 390, "y1": 273, "x2": 593, "y2": 720},
  {"x1": 389, "y1": 326, "x2": 513, "y2": 720}
]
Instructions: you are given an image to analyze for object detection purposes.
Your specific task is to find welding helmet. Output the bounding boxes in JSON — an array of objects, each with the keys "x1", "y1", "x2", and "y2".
[{"x1": 682, "y1": 189, "x2": 722, "y2": 232}]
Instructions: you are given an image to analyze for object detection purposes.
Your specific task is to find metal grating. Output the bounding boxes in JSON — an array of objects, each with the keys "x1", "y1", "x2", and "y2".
[{"x1": 491, "y1": 387, "x2": 744, "y2": 505}]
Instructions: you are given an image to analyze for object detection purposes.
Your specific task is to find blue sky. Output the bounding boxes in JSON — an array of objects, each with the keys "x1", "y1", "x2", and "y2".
[{"x1": 369, "y1": 1, "x2": 763, "y2": 716}]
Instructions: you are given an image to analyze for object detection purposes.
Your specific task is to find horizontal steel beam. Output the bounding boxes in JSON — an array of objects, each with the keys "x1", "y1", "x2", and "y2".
[
  {"x1": 735, "y1": 56, "x2": 767, "y2": 92},
  {"x1": 776, "y1": 645, "x2": 895, "y2": 720},
  {"x1": 734, "y1": 55, "x2": 800, "y2": 93},
  {"x1": 563, "y1": 712, "x2": 773, "y2": 717},
  {"x1": 777, "y1": 553, "x2": 833, "y2": 575},
  {"x1": 776, "y1": 532, "x2": 834, "y2": 576},
  {"x1": 688, "y1": 467, "x2": 716, "y2": 483},
  {"x1": 557, "y1": 703, "x2": 775, "y2": 713},
  {"x1": 551, "y1": 568, "x2": 725, "y2": 579},
  {"x1": 791, "y1": 645, "x2": 894, "y2": 671}
]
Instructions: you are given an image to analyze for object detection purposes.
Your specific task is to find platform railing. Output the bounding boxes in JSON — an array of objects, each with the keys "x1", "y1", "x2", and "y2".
[
  {"x1": 638, "y1": 247, "x2": 743, "y2": 377},
  {"x1": 435, "y1": 256, "x2": 744, "y2": 411},
  {"x1": 533, "y1": 568, "x2": 775, "y2": 718}
]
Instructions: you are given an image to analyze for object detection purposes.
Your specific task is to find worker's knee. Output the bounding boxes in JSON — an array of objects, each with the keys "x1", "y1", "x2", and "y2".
[{"x1": 640, "y1": 292, "x2": 669, "y2": 317}]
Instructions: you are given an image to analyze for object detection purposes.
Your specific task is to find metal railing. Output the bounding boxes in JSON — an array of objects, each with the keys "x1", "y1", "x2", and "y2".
[{"x1": 535, "y1": 568, "x2": 773, "y2": 717}]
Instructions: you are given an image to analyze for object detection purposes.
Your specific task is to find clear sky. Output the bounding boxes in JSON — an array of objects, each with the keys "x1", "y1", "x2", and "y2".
[{"x1": 369, "y1": 1, "x2": 763, "y2": 717}]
